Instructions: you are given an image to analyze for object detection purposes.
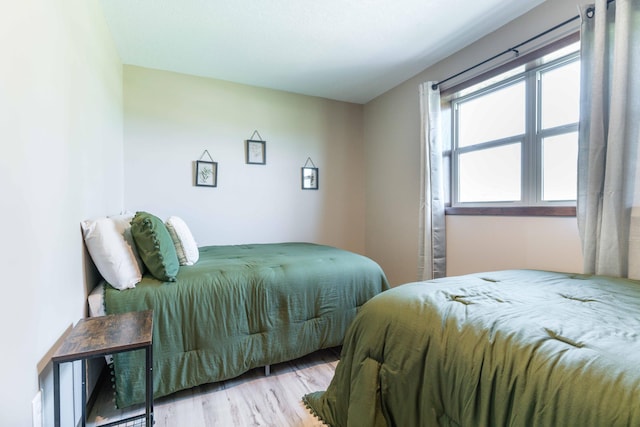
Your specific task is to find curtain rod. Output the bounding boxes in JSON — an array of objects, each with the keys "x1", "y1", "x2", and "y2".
[{"x1": 431, "y1": 0, "x2": 614, "y2": 91}]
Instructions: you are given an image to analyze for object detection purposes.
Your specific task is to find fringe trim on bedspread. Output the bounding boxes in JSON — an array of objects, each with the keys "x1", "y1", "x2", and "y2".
[{"x1": 302, "y1": 393, "x2": 331, "y2": 427}]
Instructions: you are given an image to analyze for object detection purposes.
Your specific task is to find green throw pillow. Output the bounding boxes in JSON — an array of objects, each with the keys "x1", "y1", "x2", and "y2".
[{"x1": 131, "y1": 211, "x2": 179, "y2": 282}]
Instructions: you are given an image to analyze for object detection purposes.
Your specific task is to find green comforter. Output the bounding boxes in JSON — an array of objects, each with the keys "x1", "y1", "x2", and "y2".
[
  {"x1": 104, "y1": 243, "x2": 389, "y2": 408},
  {"x1": 304, "y1": 270, "x2": 640, "y2": 426}
]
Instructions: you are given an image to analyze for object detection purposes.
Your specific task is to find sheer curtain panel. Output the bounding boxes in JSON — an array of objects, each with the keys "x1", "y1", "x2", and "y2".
[
  {"x1": 577, "y1": 0, "x2": 640, "y2": 278},
  {"x1": 418, "y1": 82, "x2": 446, "y2": 280}
]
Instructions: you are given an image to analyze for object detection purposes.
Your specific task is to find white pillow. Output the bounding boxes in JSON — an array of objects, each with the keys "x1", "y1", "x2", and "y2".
[
  {"x1": 81, "y1": 216, "x2": 143, "y2": 290},
  {"x1": 165, "y1": 216, "x2": 199, "y2": 266},
  {"x1": 109, "y1": 213, "x2": 145, "y2": 274}
]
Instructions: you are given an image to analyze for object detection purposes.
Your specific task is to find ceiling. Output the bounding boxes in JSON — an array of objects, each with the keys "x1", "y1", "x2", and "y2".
[{"x1": 99, "y1": 0, "x2": 545, "y2": 104}]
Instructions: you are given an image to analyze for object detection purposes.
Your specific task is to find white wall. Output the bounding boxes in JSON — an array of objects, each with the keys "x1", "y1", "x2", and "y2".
[
  {"x1": 0, "y1": 0, "x2": 123, "y2": 425},
  {"x1": 364, "y1": 0, "x2": 585, "y2": 286},
  {"x1": 123, "y1": 66, "x2": 367, "y2": 254}
]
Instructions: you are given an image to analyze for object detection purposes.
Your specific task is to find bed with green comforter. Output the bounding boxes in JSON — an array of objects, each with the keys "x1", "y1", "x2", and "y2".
[
  {"x1": 304, "y1": 269, "x2": 640, "y2": 426},
  {"x1": 102, "y1": 242, "x2": 389, "y2": 408}
]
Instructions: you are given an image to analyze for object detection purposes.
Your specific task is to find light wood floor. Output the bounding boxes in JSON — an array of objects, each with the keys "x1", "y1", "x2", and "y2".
[{"x1": 87, "y1": 348, "x2": 339, "y2": 427}]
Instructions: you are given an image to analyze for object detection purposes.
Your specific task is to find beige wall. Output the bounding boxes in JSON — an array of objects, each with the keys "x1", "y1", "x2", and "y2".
[
  {"x1": 446, "y1": 216, "x2": 582, "y2": 276},
  {"x1": 364, "y1": 0, "x2": 585, "y2": 286},
  {"x1": 123, "y1": 66, "x2": 367, "y2": 254},
  {"x1": 0, "y1": 0, "x2": 123, "y2": 425}
]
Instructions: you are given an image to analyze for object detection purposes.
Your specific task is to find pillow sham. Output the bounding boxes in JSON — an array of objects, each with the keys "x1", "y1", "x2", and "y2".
[
  {"x1": 165, "y1": 216, "x2": 199, "y2": 266},
  {"x1": 131, "y1": 211, "x2": 179, "y2": 282},
  {"x1": 81, "y1": 216, "x2": 142, "y2": 290}
]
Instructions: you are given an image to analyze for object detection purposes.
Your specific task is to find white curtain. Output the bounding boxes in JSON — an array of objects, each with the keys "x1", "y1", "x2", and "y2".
[
  {"x1": 577, "y1": 0, "x2": 640, "y2": 278},
  {"x1": 418, "y1": 82, "x2": 446, "y2": 280}
]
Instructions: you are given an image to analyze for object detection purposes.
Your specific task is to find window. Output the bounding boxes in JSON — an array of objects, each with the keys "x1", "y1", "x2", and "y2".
[{"x1": 449, "y1": 46, "x2": 580, "y2": 210}]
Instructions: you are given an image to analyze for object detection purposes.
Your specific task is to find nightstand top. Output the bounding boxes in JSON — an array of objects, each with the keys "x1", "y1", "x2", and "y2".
[{"x1": 52, "y1": 310, "x2": 153, "y2": 363}]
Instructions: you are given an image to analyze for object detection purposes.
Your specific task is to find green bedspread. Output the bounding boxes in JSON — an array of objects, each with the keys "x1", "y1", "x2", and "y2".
[
  {"x1": 104, "y1": 242, "x2": 389, "y2": 408},
  {"x1": 304, "y1": 270, "x2": 640, "y2": 426}
]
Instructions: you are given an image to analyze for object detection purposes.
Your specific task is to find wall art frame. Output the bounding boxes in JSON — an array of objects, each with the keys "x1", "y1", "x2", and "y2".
[
  {"x1": 301, "y1": 167, "x2": 319, "y2": 190},
  {"x1": 195, "y1": 160, "x2": 217, "y2": 187},
  {"x1": 246, "y1": 140, "x2": 266, "y2": 165}
]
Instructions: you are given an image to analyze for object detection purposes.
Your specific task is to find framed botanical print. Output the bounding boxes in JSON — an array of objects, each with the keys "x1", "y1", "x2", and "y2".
[
  {"x1": 195, "y1": 160, "x2": 217, "y2": 187},
  {"x1": 246, "y1": 140, "x2": 266, "y2": 165},
  {"x1": 301, "y1": 167, "x2": 319, "y2": 190}
]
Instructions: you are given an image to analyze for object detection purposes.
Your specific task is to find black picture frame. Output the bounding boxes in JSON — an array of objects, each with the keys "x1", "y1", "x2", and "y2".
[
  {"x1": 301, "y1": 167, "x2": 319, "y2": 190},
  {"x1": 195, "y1": 160, "x2": 217, "y2": 187},
  {"x1": 246, "y1": 140, "x2": 266, "y2": 165}
]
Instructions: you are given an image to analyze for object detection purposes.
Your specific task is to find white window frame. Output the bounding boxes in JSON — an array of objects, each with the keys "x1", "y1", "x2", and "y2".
[{"x1": 450, "y1": 51, "x2": 580, "y2": 209}]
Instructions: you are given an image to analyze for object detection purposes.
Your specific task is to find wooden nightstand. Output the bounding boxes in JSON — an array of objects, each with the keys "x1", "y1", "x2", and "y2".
[{"x1": 52, "y1": 310, "x2": 154, "y2": 427}]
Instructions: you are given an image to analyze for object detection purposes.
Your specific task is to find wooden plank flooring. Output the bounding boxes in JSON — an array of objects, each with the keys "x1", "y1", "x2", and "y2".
[{"x1": 87, "y1": 348, "x2": 339, "y2": 427}]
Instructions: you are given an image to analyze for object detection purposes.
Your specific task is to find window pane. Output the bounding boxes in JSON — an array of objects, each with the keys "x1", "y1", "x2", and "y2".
[
  {"x1": 542, "y1": 132, "x2": 577, "y2": 201},
  {"x1": 458, "y1": 144, "x2": 521, "y2": 202},
  {"x1": 540, "y1": 60, "x2": 580, "y2": 129},
  {"x1": 458, "y1": 81, "x2": 525, "y2": 147}
]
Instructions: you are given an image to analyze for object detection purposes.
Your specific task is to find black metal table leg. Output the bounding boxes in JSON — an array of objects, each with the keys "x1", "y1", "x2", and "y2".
[
  {"x1": 81, "y1": 359, "x2": 87, "y2": 427},
  {"x1": 146, "y1": 344, "x2": 154, "y2": 425},
  {"x1": 54, "y1": 361, "x2": 60, "y2": 427}
]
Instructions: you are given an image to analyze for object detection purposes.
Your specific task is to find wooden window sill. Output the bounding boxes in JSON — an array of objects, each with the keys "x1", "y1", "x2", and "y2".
[{"x1": 445, "y1": 206, "x2": 576, "y2": 217}]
